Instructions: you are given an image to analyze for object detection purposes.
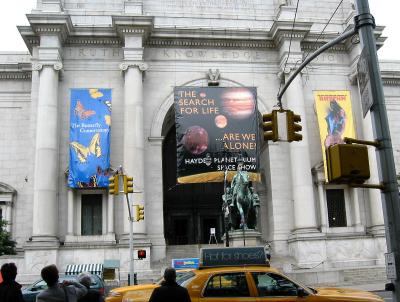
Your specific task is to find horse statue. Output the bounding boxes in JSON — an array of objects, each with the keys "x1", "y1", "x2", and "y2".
[{"x1": 223, "y1": 164, "x2": 260, "y2": 230}]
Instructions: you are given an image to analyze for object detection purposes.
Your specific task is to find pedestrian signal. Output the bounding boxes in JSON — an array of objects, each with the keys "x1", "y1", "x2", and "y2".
[
  {"x1": 326, "y1": 143, "x2": 370, "y2": 184},
  {"x1": 108, "y1": 175, "x2": 119, "y2": 195},
  {"x1": 262, "y1": 110, "x2": 278, "y2": 142},
  {"x1": 124, "y1": 176, "x2": 134, "y2": 194},
  {"x1": 138, "y1": 249, "x2": 146, "y2": 260},
  {"x1": 135, "y1": 205, "x2": 145, "y2": 221},
  {"x1": 287, "y1": 110, "x2": 302, "y2": 142}
]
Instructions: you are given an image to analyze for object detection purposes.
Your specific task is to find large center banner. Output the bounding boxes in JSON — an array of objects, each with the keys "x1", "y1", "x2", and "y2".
[
  {"x1": 313, "y1": 90, "x2": 356, "y2": 180},
  {"x1": 174, "y1": 87, "x2": 260, "y2": 183},
  {"x1": 68, "y1": 88, "x2": 112, "y2": 188}
]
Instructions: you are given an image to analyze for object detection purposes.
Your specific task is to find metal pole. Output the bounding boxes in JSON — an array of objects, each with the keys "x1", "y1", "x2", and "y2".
[
  {"x1": 277, "y1": 27, "x2": 356, "y2": 106},
  {"x1": 355, "y1": 1, "x2": 400, "y2": 300},
  {"x1": 126, "y1": 193, "x2": 134, "y2": 286}
]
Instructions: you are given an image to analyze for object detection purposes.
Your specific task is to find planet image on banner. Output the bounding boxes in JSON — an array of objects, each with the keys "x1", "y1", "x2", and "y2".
[
  {"x1": 221, "y1": 88, "x2": 255, "y2": 119},
  {"x1": 182, "y1": 126, "x2": 209, "y2": 155},
  {"x1": 215, "y1": 114, "x2": 228, "y2": 128}
]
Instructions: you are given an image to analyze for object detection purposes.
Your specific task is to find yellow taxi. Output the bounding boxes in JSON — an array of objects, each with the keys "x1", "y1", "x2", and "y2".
[
  {"x1": 121, "y1": 246, "x2": 383, "y2": 302},
  {"x1": 105, "y1": 269, "x2": 195, "y2": 302}
]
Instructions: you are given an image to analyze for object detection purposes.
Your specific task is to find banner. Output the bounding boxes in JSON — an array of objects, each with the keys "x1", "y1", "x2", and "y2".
[
  {"x1": 313, "y1": 90, "x2": 356, "y2": 179},
  {"x1": 68, "y1": 88, "x2": 112, "y2": 188},
  {"x1": 174, "y1": 87, "x2": 260, "y2": 183}
]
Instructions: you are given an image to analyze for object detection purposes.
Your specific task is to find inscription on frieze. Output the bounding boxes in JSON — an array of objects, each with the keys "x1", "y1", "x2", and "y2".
[
  {"x1": 145, "y1": 48, "x2": 276, "y2": 62},
  {"x1": 63, "y1": 48, "x2": 123, "y2": 60}
]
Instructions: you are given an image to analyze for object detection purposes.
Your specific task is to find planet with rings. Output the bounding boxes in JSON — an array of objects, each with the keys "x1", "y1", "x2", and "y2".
[{"x1": 182, "y1": 125, "x2": 209, "y2": 155}]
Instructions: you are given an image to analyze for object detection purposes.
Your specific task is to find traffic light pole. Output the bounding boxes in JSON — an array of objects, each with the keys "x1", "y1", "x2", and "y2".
[
  {"x1": 274, "y1": 1, "x2": 400, "y2": 298},
  {"x1": 355, "y1": 1, "x2": 400, "y2": 300},
  {"x1": 125, "y1": 192, "x2": 135, "y2": 285}
]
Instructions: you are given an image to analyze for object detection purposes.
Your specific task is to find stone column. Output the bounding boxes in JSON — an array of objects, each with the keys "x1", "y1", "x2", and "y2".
[
  {"x1": 67, "y1": 189, "x2": 74, "y2": 235},
  {"x1": 363, "y1": 112, "x2": 385, "y2": 234},
  {"x1": 5, "y1": 202, "x2": 12, "y2": 232},
  {"x1": 107, "y1": 194, "x2": 114, "y2": 234},
  {"x1": 285, "y1": 73, "x2": 318, "y2": 234},
  {"x1": 317, "y1": 181, "x2": 328, "y2": 232},
  {"x1": 120, "y1": 58, "x2": 147, "y2": 236},
  {"x1": 31, "y1": 62, "x2": 62, "y2": 245}
]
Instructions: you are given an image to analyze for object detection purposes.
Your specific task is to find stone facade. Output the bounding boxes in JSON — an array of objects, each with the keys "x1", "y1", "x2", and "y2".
[{"x1": 0, "y1": 0, "x2": 398, "y2": 284}]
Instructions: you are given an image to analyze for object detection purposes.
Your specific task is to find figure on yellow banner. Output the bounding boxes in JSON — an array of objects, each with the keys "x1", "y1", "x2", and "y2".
[{"x1": 324, "y1": 100, "x2": 346, "y2": 148}]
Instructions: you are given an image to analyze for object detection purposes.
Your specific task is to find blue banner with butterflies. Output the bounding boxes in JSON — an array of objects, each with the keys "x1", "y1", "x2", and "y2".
[{"x1": 68, "y1": 88, "x2": 112, "y2": 188}]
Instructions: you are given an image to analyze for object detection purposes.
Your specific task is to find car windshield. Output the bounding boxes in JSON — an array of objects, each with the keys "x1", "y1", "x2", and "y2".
[
  {"x1": 28, "y1": 274, "x2": 100, "y2": 291},
  {"x1": 155, "y1": 271, "x2": 195, "y2": 285}
]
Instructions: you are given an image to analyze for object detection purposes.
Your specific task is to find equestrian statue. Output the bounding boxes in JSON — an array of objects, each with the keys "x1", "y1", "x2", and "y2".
[{"x1": 222, "y1": 159, "x2": 260, "y2": 230}]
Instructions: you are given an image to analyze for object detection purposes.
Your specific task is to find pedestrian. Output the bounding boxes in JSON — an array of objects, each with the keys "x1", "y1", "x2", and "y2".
[
  {"x1": 149, "y1": 267, "x2": 191, "y2": 302},
  {"x1": 0, "y1": 262, "x2": 24, "y2": 302},
  {"x1": 77, "y1": 272, "x2": 104, "y2": 302},
  {"x1": 36, "y1": 264, "x2": 87, "y2": 302}
]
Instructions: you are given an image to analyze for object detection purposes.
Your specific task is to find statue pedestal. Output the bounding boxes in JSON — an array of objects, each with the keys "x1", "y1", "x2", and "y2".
[{"x1": 222, "y1": 229, "x2": 262, "y2": 247}]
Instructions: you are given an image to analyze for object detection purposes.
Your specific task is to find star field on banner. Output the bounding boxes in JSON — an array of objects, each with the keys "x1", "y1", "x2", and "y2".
[
  {"x1": 174, "y1": 87, "x2": 261, "y2": 183},
  {"x1": 68, "y1": 88, "x2": 112, "y2": 188}
]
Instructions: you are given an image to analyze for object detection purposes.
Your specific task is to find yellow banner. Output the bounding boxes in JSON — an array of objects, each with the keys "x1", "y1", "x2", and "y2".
[{"x1": 313, "y1": 91, "x2": 356, "y2": 180}]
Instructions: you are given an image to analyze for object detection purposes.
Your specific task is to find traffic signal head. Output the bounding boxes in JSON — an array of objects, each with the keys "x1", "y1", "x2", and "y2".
[
  {"x1": 137, "y1": 249, "x2": 146, "y2": 260},
  {"x1": 124, "y1": 176, "x2": 134, "y2": 194},
  {"x1": 326, "y1": 143, "x2": 370, "y2": 184},
  {"x1": 287, "y1": 110, "x2": 302, "y2": 142},
  {"x1": 108, "y1": 175, "x2": 119, "y2": 195},
  {"x1": 135, "y1": 205, "x2": 145, "y2": 221},
  {"x1": 262, "y1": 111, "x2": 278, "y2": 142}
]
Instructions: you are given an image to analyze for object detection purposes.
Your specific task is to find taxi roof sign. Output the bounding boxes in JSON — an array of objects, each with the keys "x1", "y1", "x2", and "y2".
[{"x1": 200, "y1": 246, "x2": 269, "y2": 268}]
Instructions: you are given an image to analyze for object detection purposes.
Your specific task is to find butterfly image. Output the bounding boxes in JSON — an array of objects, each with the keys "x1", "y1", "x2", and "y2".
[
  {"x1": 104, "y1": 100, "x2": 112, "y2": 111},
  {"x1": 77, "y1": 174, "x2": 98, "y2": 188},
  {"x1": 89, "y1": 88, "x2": 104, "y2": 99},
  {"x1": 75, "y1": 100, "x2": 95, "y2": 120},
  {"x1": 70, "y1": 133, "x2": 101, "y2": 163},
  {"x1": 104, "y1": 115, "x2": 111, "y2": 126},
  {"x1": 97, "y1": 166, "x2": 112, "y2": 176}
]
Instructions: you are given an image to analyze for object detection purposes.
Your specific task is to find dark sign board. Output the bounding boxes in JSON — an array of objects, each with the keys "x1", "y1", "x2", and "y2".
[
  {"x1": 200, "y1": 247, "x2": 267, "y2": 268},
  {"x1": 174, "y1": 87, "x2": 260, "y2": 183}
]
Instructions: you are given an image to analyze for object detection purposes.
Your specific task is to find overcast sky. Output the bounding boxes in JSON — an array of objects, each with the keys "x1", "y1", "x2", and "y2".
[{"x1": 0, "y1": 0, "x2": 398, "y2": 60}]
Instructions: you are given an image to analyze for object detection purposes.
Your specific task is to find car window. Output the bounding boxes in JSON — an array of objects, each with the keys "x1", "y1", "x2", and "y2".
[
  {"x1": 203, "y1": 273, "x2": 249, "y2": 297},
  {"x1": 177, "y1": 271, "x2": 195, "y2": 285},
  {"x1": 33, "y1": 280, "x2": 48, "y2": 291},
  {"x1": 251, "y1": 272, "x2": 299, "y2": 297}
]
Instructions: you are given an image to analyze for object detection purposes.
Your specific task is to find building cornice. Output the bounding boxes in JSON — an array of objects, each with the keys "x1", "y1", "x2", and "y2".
[
  {"x1": 145, "y1": 37, "x2": 275, "y2": 49},
  {"x1": 112, "y1": 15, "x2": 154, "y2": 42},
  {"x1": 0, "y1": 63, "x2": 32, "y2": 80},
  {"x1": 270, "y1": 20, "x2": 312, "y2": 47}
]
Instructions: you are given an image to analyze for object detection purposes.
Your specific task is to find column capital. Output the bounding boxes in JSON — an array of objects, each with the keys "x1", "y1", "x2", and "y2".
[
  {"x1": 119, "y1": 62, "x2": 148, "y2": 72},
  {"x1": 32, "y1": 62, "x2": 63, "y2": 71}
]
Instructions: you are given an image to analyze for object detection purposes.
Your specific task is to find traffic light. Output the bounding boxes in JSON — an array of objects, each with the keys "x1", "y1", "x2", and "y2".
[
  {"x1": 124, "y1": 176, "x2": 134, "y2": 194},
  {"x1": 262, "y1": 110, "x2": 278, "y2": 141},
  {"x1": 108, "y1": 175, "x2": 119, "y2": 195},
  {"x1": 326, "y1": 143, "x2": 370, "y2": 184},
  {"x1": 135, "y1": 205, "x2": 145, "y2": 221},
  {"x1": 137, "y1": 249, "x2": 146, "y2": 260},
  {"x1": 287, "y1": 110, "x2": 302, "y2": 142}
]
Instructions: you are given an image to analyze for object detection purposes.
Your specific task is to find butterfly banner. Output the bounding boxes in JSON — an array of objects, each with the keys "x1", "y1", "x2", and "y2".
[{"x1": 68, "y1": 88, "x2": 112, "y2": 188}]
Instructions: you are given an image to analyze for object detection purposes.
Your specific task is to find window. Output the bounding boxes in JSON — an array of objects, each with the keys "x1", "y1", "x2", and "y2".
[
  {"x1": 81, "y1": 194, "x2": 102, "y2": 235},
  {"x1": 326, "y1": 189, "x2": 347, "y2": 227},
  {"x1": 203, "y1": 273, "x2": 249, "y2": 297},
  {"x1": 251, "y1": 272, "x2": 299, "y2": 296}
]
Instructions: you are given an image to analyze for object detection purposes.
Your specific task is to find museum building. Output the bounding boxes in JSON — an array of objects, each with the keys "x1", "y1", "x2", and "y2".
[{"x1": 1, "y1": 0, "x2": 399, "y2": 284}]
